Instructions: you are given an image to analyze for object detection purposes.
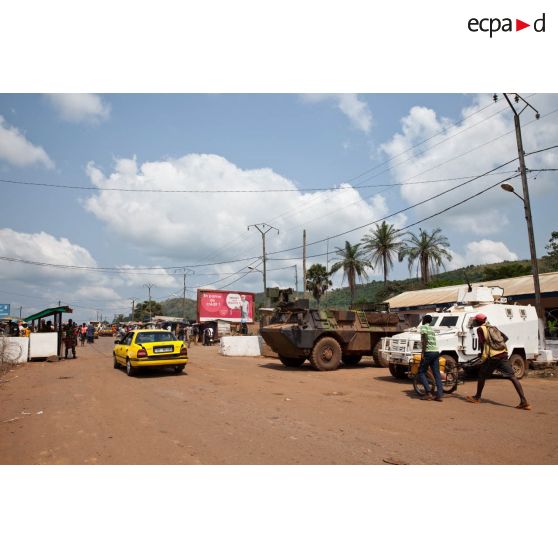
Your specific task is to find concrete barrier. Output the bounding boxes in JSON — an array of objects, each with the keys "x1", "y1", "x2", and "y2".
[
  {"x1": 219, "y1": 335, "x2": 263, "y2": 356},
  {"x1": 0, "y1": 336, "x2": 29, "y2": 364},
  {"x1": 29, "y1": 332, "x2": 58, "y2": 358}
]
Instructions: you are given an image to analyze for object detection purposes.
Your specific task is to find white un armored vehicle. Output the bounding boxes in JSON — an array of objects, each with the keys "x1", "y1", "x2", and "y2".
[{"x1": 381, "y1": 286, "x2": 539, "y2": 379}]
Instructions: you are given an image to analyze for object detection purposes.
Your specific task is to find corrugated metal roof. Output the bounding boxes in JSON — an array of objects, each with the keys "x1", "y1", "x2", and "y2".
[
  {"x1": 385, "y1": 272, "x2": 558, "y2": 310},
  {"x1": 24, "y1": 306, "x2": 73, "y2": 322}
]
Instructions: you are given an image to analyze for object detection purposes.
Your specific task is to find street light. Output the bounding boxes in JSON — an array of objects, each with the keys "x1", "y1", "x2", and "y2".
[
  {"x1": 500, "y1": 181, "x2": 545, "y2": 344},
  {"x1": 500, "y1": 182, "x2": 523, "y2": 201},
  {"x1": 248, "y1": 266, "x2": 263, "y2": 275}
]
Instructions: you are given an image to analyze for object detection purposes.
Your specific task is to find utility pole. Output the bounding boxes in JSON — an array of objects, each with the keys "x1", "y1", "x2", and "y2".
[
  {"x1": 247, "y1": 223, "x2": 279, "y2": 300},
  {"x1": 499, "y1": 94, "x2": 543, "y2": 321},
  {"x1": 19, "y1": 306, "x2": 22, "y2": 318},
  {"x1": 176, "y1": 268, "x2": 194, "y2": 322},
  {"x1": 129, "y1": 298, "x2": 137, "y2": 321},
  {"x1": 293, "y1": 264, "x2": 298, "y2": 293},
  {"x1": 303, "y1": 229, "x2": 307, "y2": 298},
  {"x1": 143, "y1": 283, "x2": 154, "y2": 322}
]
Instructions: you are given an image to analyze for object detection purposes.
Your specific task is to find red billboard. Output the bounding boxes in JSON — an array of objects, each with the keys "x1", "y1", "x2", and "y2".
[{"x1": 197, "y1": 290, "x2": 255, "y2": 323}]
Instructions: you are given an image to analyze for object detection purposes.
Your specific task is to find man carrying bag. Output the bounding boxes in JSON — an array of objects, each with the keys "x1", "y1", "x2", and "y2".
[{"x1": 466, "y1": 313, "x2": 531, "y2": 410}]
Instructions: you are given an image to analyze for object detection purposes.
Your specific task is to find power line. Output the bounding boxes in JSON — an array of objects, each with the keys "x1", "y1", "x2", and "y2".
[
  {"x1": 266, "y1": 163, "x2": 522, "y2": 256},
  {"x1": 261, "y1": 102, "x2": 558, "y2": 245},
  {"x1": 1, "y1": 148, "x2": 557, "y2": 275},
  {"x1": 271, "y1": 172, "x2": 524, "y2": 262},
  {"x1": 343, "y1": 95, "x2": 513, "y2": 185},
  {"x1": 0, "y1": 170, "x2": 523, "y2": 194}
]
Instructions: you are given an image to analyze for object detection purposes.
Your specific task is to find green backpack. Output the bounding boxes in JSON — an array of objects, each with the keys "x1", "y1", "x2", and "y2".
[{"x1": 485, "y1": 325, "x2": 507, "y2": 351}]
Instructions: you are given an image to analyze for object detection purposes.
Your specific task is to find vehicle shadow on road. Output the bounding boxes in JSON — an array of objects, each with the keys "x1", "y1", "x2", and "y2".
[
  {"x1": 258, "y1": 363, "x2": 322, "y2": 373},
  {"x1": 373, "y1": 374, "x2": 409, "y2": 384},
  {"x1": 114, "y1": 368, "x2": 187, "y2": 379}
]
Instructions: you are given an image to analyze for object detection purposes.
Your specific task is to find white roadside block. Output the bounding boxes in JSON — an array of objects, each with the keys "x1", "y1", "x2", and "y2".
[
  {"x1": 0, "y1": 337, "x2": 29, "y2": 364},
  {"x1": 219, "y1": 335, "x2": 263, "y2": 357}
]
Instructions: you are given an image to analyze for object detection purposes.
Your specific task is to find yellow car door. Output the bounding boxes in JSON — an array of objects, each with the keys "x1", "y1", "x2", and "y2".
[{"x1": 117, "y1": 333, "x2": 132, "y2": 364}]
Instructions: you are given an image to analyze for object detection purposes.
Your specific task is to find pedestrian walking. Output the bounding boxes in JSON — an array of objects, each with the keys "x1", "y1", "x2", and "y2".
[
  {"x1": 203, "y1": 326, "x2": 214, "y2": 346},
  {"x1": 79, "y1": 323, "x2": 87, "y2": 346},
  {"x1": 466, "y1": 313, "x2": 531, "y2": 410},
  {"x1": 417, "y1": 315, "x2": 444, "y2": 402},
  {"x1": 86, "y1": 323, "x2": 95, "y2": 344}
]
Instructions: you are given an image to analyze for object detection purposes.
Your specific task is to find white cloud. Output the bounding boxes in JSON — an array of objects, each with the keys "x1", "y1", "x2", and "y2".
[
  {"x1": 0, "y1": 228, "x2": 96, "y2": 280},
  {"x1": 447, "y1": 240, "x2": 518, "y2": 270},
  {"x1": 45, "y1": 93, "x2": 110, "y2": 124},
  {"x1": 83, "y1": 153, "x2": 400, "y2": 289},
  {"x1": 0, "y1": 228, "x2": 140, "y2": 320},
  {"x1": 302, "y1": 94, "x2": 372, "y2": 133},
  {"x1": 0, "y1": 115, "x2": 54, "y2": 168},
  {"x1": 379, "y1": 94, "x2": 558, "y2": 235},
  {"x1": 74, "y1": 286, "x2": 122, "y2": 302}
]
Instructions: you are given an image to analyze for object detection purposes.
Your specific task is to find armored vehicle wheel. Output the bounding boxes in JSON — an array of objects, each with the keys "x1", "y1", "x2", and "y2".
[
  {"x1": 388, "y1": 363, "x2": 407, "y2": 379},
  {"x1": 372, "y1": 339, "x2": 389, "y2": 368},
  {"x1": 278, "y1": 355, "x2": 306, "y2": 367},
  {"x1": 342, "y1": 355, "x2": 362, "y2": 366},
  {"x1": 310, "y1": 337, "x2": 342, "y2": 371},
  {"x1": 509, "y1": 353, "x2": 526, "y2": 379}
]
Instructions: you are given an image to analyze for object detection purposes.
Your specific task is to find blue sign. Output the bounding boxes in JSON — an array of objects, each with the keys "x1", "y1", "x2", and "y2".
[{"x1": 0, "y1": 303, "x2": 10, "y2": 317}]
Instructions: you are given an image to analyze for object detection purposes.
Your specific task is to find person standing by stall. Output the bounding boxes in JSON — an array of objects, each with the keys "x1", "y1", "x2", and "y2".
[{"x1": 64, "y1": 319, "x2": 78, "y2": 359}]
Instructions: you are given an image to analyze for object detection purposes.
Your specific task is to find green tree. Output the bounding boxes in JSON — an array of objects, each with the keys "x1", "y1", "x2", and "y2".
[
  {"x1": 133, "y1": 300, "x2": 163, "y2": 321},
  {"x1": 482, "y1": 262, "x2": 531, "y2": 281},
  {"x1": 543, "y1": 231, "x2": 558, "y2": 271},
  {"x1": 305, "y1": 264, "x2": 332, "y2": 308},
  {"x1": 361, "y1": 220, "x2": 404, "y2": 285},
  {"x1": 398, "y1": 228, "x2": 452, "y2": 285},
  {"x1": 330, "y1": 241, "x2": 373, "y2": 304}
]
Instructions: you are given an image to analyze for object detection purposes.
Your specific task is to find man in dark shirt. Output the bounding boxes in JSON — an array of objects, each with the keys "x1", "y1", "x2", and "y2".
[{"x1": 466, "y1": 313, "x2": 530, "y2": 410}]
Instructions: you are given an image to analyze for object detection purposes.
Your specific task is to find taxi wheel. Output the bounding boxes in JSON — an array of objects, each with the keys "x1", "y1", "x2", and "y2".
[
  {"x1": 113, "y1": 355, "x2": 120, "y2": 369},
  {"x1": 126, "y1": 359, "x2": 135, "y2": 377},
  {"x1": 174, "y1": 366, "x2": 185, "y2": 374}
]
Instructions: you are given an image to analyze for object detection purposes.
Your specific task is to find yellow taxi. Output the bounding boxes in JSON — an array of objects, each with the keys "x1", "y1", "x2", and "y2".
[{"x1": 113, "y1": 329, "x2": 188, "y2": 376}]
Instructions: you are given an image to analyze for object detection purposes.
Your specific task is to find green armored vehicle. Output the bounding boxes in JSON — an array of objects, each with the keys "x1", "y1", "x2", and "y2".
[{"x1": 260, "y1": 298, "x2": 405, "y2": 371}]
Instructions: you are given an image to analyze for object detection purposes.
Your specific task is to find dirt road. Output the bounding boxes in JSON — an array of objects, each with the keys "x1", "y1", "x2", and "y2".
[{"x1": 1, "y1": 337, "x2": 556, "y2": 464}]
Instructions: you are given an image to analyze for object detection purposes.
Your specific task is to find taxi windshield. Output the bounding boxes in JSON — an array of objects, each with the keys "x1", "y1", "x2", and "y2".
[{"x1": 135, "y1": 331, "x2": 176, "y2": 344}]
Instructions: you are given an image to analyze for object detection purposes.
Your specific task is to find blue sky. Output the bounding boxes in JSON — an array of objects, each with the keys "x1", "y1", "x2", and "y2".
[{"x1": 1, "y1": 93, "x2": 557, "y2": 322}]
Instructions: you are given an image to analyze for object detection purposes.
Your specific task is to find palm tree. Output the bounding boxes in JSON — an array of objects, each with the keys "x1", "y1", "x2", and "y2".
[
  {"x1": 330, "y1": 241, "x2": 373, "y2": 305},
  {"x1": 361, "y1": 221, "x2": 404, "y2": 285},
  {"x1": 398, "y1": 228, "x2": 452, "y2": 285},
  {"x1": 305, "y1": 264, "x2": 332, "y2": 308}
]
